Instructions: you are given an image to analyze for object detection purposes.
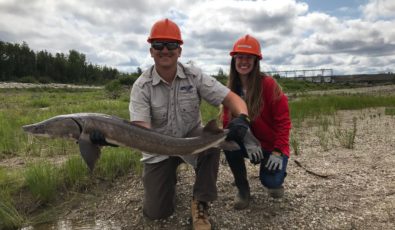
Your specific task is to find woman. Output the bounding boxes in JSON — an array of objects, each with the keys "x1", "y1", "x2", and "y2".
[{"x1": 222, "y1": 34, "x2": 291, "y2": 210}]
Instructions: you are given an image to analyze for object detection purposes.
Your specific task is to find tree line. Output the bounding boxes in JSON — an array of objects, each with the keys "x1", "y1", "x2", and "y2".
[{"x1": 0, "y1": 41, "x2": 142, "y2": 85}]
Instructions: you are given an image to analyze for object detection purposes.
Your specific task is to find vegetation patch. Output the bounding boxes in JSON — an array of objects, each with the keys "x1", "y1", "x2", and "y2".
[{"x1": 385, "y1": 107, "x2": 395, "y2": 115}]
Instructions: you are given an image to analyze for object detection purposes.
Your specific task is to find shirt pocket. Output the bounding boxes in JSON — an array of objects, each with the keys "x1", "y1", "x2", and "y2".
[
  {"x1": 179, "y1": 98, "x2": 200, "y2": 123},
  {"x1": 151, "y1": 105, "x2": 168, "y2": 128}
]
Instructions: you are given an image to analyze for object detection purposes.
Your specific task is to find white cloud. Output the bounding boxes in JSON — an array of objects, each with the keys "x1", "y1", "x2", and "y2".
[
  {"x1": 0, "y1": 0, "x2": 394, "y2": 75},
  {"x1": 363, "y1": 0, "x2": 395, "y2": 20}
]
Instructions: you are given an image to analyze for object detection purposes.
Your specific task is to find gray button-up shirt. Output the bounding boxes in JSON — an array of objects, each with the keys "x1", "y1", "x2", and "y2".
[{"x1": 129, "y1": 62, "x2": 230, "y2": 163}]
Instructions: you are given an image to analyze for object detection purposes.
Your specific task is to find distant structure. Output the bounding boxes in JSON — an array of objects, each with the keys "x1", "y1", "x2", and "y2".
[
  {"x1": 266, "y1": 68, "x2": 395, "y2": 85},
  {"x1": 266, "y1": 68, "x2": 333, "y2": 78}
]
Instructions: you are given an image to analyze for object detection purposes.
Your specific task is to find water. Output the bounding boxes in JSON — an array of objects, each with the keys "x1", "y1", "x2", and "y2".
[{"x1": 21, "y1": 219, "x2": 122, "y2": 230}]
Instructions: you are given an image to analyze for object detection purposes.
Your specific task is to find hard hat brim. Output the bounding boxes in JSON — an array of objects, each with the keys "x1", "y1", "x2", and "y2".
[{"x1": 230, "y1": 51, "x2": 262, "y2": 60}]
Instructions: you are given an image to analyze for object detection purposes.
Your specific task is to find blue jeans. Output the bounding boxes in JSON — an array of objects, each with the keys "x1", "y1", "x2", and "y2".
[
  {"x1": 224, "y1": 146, "x2": 288, "y2": 190},
  {"x1": 260, "y1": 151, "x2": 288, "y2": 188}
]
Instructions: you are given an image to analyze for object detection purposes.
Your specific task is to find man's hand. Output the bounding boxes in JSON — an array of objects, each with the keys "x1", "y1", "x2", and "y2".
[
  {"x1": 226, "y1": 114, "x2": 250, "y2": 144},
  {"x1": 243, "y1": 129, "x2": 263, "y2": 164},
  {"x1": 265, "y1": 152, "x2": 283, "y2": 171},
  {"x1": 90, "y1": 130, "x2": 118, "y2": 147}
]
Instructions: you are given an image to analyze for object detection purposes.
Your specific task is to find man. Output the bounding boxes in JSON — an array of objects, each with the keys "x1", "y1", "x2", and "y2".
[{"x1": 129, "y1": 18, "x2": 250, "y2": 230}]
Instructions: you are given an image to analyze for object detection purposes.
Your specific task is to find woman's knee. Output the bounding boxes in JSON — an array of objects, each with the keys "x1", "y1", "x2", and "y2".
[{"x1": 260, "y1": 172, "x2": 286, "y2": 188}]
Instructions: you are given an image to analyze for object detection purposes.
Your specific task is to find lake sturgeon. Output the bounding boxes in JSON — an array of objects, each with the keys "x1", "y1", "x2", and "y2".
[{"x1": 22, "y1": 113, "x2": 240, "y2": 171}]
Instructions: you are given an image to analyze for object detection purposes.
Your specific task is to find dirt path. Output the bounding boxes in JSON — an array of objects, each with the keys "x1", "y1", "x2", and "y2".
[
  {"x1": 0, "y1": 82, "x2": 102, "y2": 89},
  {"x1": 1, "y1": 82, "x2": 394, "y2": 95},
  {"x1": 59, "y1": 107, "x2": 395, "y2": 229}
]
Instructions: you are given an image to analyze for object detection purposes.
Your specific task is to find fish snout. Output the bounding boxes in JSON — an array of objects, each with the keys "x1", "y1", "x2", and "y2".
[{"x1": 22, "y1": 124, "x2": 44, "y2": 134}]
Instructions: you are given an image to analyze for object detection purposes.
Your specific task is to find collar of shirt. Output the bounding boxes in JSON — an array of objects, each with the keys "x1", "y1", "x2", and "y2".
[{"x1": 151, "y1": 63, "x2": 187, "y2": 86}]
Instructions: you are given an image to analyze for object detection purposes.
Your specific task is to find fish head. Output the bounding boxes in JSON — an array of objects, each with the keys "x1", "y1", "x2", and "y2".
[{"x1": 22, "y1": 115, "x2": 82, "y2": 139}]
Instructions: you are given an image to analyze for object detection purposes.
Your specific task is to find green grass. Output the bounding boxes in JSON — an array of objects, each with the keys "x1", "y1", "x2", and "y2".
[
  {"x1": 29, "y1": 97, "x2": 52, "y2": 108},
  {"x1": 95, "y1": 148, "x2": 142, "y2": 180},
  {"x1": 0, "y1": 193, "x2": 24, "y2": 229},
  {"x1": 0, "y1": 168, "x2": 23, "y2": 194},
  {"x1": 335, "y1": 117, "x2": 358, "y2": 149},
  {"x1": 289, "y1": 94, "x2": 395, "y2": 126},
  {"x1": 0, "y1": 113, "x2": 22, "y2": 156},
  {"x1": 385, "y1": 107, "x2": 395, "y2": 115},
  {"x1": 201, "y1": 101, "x2": 221, "y2": 123},
  {"x1": 61, "y1": 156, "x2": 90, "y2": 190},
  {"x1": 0, "y1": 167, "x2": 24, "y2": 229},
  {"x1": 290, "y1": 131, "x2": 300, "y2": 155},
  {"x1": 277, "y1": 78, "x2": 350, "y2": 93},
  {"x1": 24, "y1": 161, "x2": 60, "y2": 203}
]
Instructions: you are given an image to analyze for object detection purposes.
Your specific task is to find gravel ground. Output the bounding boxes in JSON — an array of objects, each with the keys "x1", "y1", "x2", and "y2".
[{"x1": 60, "y1": 107, "x2": 395, "y2": 230}]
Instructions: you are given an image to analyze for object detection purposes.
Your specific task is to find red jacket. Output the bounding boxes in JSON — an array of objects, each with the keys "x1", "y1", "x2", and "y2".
[{"x1": 223, "y1": 76, "x2": 291, "y2": 157}]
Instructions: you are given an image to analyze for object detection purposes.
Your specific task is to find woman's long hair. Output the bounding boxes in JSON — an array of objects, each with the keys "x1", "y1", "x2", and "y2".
[{"x1": 227, "y1": 57, "x2": 282, "y2": 120}]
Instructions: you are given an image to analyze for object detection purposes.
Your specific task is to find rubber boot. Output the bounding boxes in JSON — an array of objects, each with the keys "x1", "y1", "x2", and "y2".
[
  {"x1": 234, "y1": 187, "x2": 251, "y2": 210},
  {"x1": 268, "y1": 186, "x2": 284, "y2": 198}
]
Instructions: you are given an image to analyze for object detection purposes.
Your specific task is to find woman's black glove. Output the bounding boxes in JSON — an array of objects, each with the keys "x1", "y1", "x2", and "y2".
[{"x1": 226, "y1": 114, "x2": 250, "y2": 144}]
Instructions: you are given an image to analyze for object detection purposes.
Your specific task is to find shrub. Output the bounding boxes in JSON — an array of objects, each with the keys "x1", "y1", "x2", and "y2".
[
  {"x1": 105, "y1": 80, "x2": 122, "y2": 99},
  {"x1": 18, "y1": 76, "x2": 38, "y2": 83},
  {"x1": 118, "y1": 75, "x2": 138, "y2": 87}
]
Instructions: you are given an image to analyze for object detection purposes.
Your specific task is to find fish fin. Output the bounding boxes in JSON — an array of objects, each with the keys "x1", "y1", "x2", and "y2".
[
  {"x1": 203, "y1": 119, "x2": 224, "y2": 134},
  {"x1": 78, "y1": 133, "x2": 101, "y2": 171},
  {"x1": 218, "y1": 140, "x2": 240, "y2": 151}
]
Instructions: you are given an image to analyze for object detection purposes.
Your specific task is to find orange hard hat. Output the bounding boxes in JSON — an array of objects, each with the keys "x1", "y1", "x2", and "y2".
[
  {"x1": 147, "y1": 18, "x2": 183, "y2": 44},
  {"x1": 230, "y1": 34, "x2": 262, "y2": 59}
]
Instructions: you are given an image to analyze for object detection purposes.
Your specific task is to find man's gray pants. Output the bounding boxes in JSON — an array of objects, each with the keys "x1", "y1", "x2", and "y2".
[{"x1": 142, "y1": 148, "x2": 220, "y2": 220}]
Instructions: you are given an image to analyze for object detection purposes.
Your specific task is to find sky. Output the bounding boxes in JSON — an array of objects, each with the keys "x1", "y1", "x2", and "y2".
[{"x1": 0, "y1": 0, "x2": 394, "y2": 76}]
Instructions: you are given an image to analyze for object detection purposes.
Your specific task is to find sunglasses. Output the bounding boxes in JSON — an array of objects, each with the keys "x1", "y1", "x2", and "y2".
[{"x1": 151, "y1": 41, "x2": 180, "y2": 51}]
